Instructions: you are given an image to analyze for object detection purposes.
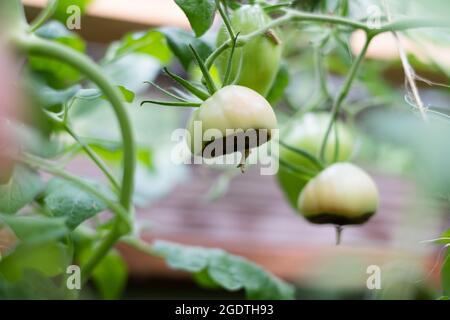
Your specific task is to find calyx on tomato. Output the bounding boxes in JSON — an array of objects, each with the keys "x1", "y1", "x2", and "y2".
[
  {"x1": 277, "y1": 112, "x2": 355, "y2": 208},
  {"x1": 186, "y1": 85, "x2": 277, "y2": 169},
  {"x1": 216, "y1": 5, "x2": 282, "y2": 97},
  {"x1": 298, "y1": 162, "x2": 379, "y2": 226}
]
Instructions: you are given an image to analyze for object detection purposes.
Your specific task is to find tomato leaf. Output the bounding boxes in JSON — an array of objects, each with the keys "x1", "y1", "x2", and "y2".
[
  {"x1": 266, "y1": 64, "x2": 289, "y2": 104},
  {"x1": 79, "y1": 246, "x2": 127, "y2": 300},
  {"x1": 0, "y1": 241, "x2": 70, "y2": 282},
  {"x1": 159, "y1": 27, "x2": 213, "y2": 70},
  {"x1": 43, "y1": 178, "x2": 108, "y2": 230},
  {"x1": 0, "y1": 270, "x2": 68, "y2": 299},
  {"x1": 30, "y1": 21, "x2": 86, "y2": 88},
  {"x1": 103, "y1": 30, "x2": 172, "y2": 65},
  {"x1": 31, "y1": 80, "x2": 81, "y2": 110},
  {"x1": 174, "y1": 0, "x2": 216, "y2": 37},
  {"x1": 152, "y1": 240, "x2": 295, "y2": 300},
  {"x1": 0, "y1": 214, "x2": 69, "y2": 246},
  {"x1": 102, "y1": 54, "x2": 161, "y2": 93},
  {"x1": 0, "y1": 166, "x2": 44, "y2": 214}
]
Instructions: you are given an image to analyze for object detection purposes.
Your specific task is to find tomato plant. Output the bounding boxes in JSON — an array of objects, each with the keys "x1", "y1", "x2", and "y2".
[{"x1": 0, "y1": 0, "x2": 449, "y2": 301}]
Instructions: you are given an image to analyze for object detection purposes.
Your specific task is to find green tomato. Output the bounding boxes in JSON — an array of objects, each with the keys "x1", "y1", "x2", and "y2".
[
  {"x1": 216, "y1": 5, "x2": 282, "y2": 97},
  {"x1": 277, "y1": 112, "x2": 355, "y2": 208},
  {"x1": 298, "y1": 163, "x2": 379, "y2": 225},
  {"x1": 186, "y1": 85, "x2": 277, "y2": 158}
]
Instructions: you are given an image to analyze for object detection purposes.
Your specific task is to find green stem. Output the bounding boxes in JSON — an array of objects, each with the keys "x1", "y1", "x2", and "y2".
[
  {"x1": 205, "y1": 10, "x2": 450, "y2": 69},
  {"x1": 319, "y1": 35, "x2": 371, "y2": 163},
  {"x1": 29, "y1": 0, "x2": 59, "y2": 32},
  {"x1": 216, "y1": 0, "x2": 235, "y2": 39},
  {"x1": 64, "y1": 124, "x2": 121, "y2": 191},
  {"x1": 80, "y1": 227, "x2": 121, "y2": 285},
  {"x1": 12, "y1": 34, "x2": 136, "y2": 282}
]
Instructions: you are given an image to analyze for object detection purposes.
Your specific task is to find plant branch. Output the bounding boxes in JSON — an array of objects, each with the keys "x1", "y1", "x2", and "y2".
[
  {"x1": 205, "y1": 10, "x2": 450, "y2": 70},
  {"x1": 29, "y1": 0, "x2": 59, "y2": 32},
  {"x1": 319, "y1": 35, "x2": 371, "y2": 163},
  {"x1": 64, "y1": 124, "x2": 121, "y2": 191}
]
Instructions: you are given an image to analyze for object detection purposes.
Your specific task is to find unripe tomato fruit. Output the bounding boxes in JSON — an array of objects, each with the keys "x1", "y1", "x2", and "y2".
[
  {"x1": 186, "y1": 85, "x2": 277, "y2": 158},
  {"x1": 216, "y1": 5, "x2": 282, "y2": 97},
  {"x1": 277, "y1": 112, "x2": 355, "y2": 208},
  {"x1": 298, "y1": 163, "x2": 379, "y2": 225}
]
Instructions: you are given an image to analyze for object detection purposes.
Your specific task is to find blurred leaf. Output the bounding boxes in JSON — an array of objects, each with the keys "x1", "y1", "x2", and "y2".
[
  {"x1": 79, "y1": 246, "x2": 127, "y2": 299},
  {"x1": 30, "y1": 21, "x2": 86, "y2": 88},
  {"x1": 6, "y1": 123, "x2": 62, "y2": 158},
  {"x1": 0, "y1": 166, "x2": 44, "y2": 214},
  {"x1": 31, "y1": 79, "x2": 81, "y2": 110},
  {"x1": 174, "y1": 0, "x2": 216, "y2": 37},
  {"x1": 117, "y1": 86, "x2": 135, "y2": 103},
  {"x1": 153, "y1": 240, "x2": 295, "y2": 300},
  {"x1": 0, "y1": 270, "x2": 67, "y2": 299},
  {"x1": 133, "y1": 148, "x2": 188, "y2": 207},
  {"x1": 102, "y1": 54, "x2": 161, "y2": 93},
  {"x1": 159, "y1": 27, "x2": 213, "y2": 70},
  {"x1": 0, "y1": 214, "x2": 69, "y2": 246},
  {"x1": 0, "y1": 241, "x2": 70, "y2": 282},
  {"x1": 43, "y1": 178, "x2": 107, "y2": 230},
  {"x1": 266, "y1": 64, "x2": 289, "y2": 105},
  {"x1": 104, "y1": 30, "x2": 172, "y2": 65}
]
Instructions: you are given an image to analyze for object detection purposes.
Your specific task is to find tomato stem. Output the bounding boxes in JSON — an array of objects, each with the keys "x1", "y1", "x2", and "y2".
[
  {"x1": 29, "y1": 0, "x2": 59, "y2": 32},
  {"x1": 205, "y1": 9, "x2": 450, "y2": 70},
  {"x1": 319, "y1": 35, "x2": 372, "y2": 164}
]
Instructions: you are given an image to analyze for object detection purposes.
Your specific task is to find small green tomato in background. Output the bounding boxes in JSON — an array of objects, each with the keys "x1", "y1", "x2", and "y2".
[
  {"x1": 298, "y1": 162, "x2": 379, "y2": 243},
  {"x1": 216, "y1": 5, "x2": 282, "y2": 97},
  {"x1": 277, "y1": 112, "x2": 355, "y2": 208},
  {"x1": 186, "y1": 85, "x2": 277, "y2": 171}
]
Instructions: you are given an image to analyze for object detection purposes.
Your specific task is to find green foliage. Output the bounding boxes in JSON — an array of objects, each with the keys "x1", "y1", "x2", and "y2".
[
  {"x1": 174, "y1": 0, "x2": 216, "y2": 37},
  {"x1": 31, "y1": 80, "x2": 81, "y2": 110},
  {"x1": 153, "y1": 241, "x2": 295, "y2": 300},
  {"x1": 0, "y1": 166, "x2": 44, "y2": 214},
  {"x1": 79, "y1": 245, "x2": 127, "y2": 300},
  {"x1": 159, "y1": 27, "x2": 213, "y2": 70},
  {"x1": 0, "y1": 270, "x2": 67, "y2": 299},
  {"x1": 266, "y1": 64, "x2": 289, "y2": 105},
  {"x1": 104, "y1": 30, "x2": 172, "y2": 65},
  {"x1": 42, "y1": 178, "x2": 107, "y2": 230},
  {"x1": 0, "y1": 241, "x2": 70, "y2": 282},
  {"x1": 0, "y1": 214, "x2": 69, "y2": 246},
  {"x1": 30, "y1": 21, "x2": 86, "y2": 88}
]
